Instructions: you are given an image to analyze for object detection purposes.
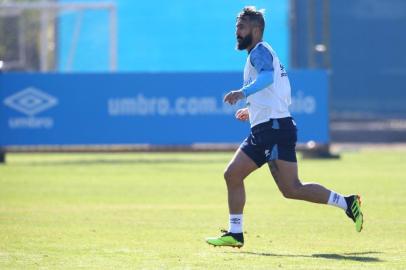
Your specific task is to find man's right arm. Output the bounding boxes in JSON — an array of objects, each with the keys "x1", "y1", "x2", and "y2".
[{"x1": 235, "y1": 107, "x2": 249, "y2": 121}]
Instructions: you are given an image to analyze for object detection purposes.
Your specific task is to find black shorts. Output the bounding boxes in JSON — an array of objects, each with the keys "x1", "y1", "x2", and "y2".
[{"x1": 239, "y1": 117, "x2": 297, "y2": 167}]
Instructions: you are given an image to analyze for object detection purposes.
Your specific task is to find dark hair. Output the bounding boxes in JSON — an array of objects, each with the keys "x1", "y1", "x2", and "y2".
[{"x1": 237, "y1": 6, "x2": 265, "y2": 34}]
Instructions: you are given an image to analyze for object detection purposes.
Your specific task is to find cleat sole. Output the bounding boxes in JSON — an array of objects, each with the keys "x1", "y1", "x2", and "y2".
[{"x1": 207, "y1": 242, "x2": 243, "y2": 248}]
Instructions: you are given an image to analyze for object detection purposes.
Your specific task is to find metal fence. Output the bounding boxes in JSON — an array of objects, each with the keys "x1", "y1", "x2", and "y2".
[{"x1": 0, "y1": 1, "x2": 117, "y2": 72}]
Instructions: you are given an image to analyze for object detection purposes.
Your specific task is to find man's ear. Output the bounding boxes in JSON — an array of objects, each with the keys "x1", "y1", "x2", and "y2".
[{"x1": 253, "y1": 27, "x2": 261, "y2": 39}]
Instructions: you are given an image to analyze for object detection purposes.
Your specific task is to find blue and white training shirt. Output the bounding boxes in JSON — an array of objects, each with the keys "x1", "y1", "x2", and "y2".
[{"x1": 241, "y1": 41, "x2": 292, "y2": 127}]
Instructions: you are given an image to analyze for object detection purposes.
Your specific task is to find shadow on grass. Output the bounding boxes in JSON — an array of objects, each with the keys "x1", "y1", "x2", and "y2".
[
  {"x1": 227, "y1": 251, "x2": 383, "y2": 262},
  {"x1": 312, "y1": 252, "x2": 382, "y2": 262}
]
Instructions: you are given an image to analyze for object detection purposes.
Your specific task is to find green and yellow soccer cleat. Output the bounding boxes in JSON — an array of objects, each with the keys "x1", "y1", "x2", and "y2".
[
  {"x1": 206, "y1": 230, "x2": 244, "y2": 248},
  {"x1": 345, "y1": 195, "x2": 364, "y2": 232}
]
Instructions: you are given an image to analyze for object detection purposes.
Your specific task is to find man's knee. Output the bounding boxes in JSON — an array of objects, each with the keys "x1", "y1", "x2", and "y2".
[
  {"x1": 224, "y1": 166, "x2": 243, "y2": 187},
  {"x1": 279, "y1": 180, "x2": 302, "y2": 199},
  {"x1": 223, "y1": 166, "x2": 234, "y2": 182},
  {"x1": 280, "y1": 188, "x2": 297, "y2": 199}
]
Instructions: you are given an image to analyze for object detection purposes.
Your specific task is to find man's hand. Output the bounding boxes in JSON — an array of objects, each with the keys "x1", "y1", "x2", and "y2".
[
  {"x1": 235, "y1": 108, "x2": 249, "y2": 121},
  {"x1": 224, "y1": 90, "x2": 245, "y2": 105}
]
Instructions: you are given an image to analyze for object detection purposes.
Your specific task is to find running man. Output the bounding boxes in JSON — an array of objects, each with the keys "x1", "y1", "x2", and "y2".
[{"x1": 206, "y1": 6, "x2": 363, "y2": 248}]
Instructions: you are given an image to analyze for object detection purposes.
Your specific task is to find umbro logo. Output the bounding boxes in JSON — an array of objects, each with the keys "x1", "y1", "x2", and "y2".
[
  {"x1": 230, "y1": 218, "x2": 241, "y2": 224},
  {"x1": 333, "y1": 193, "x2": 340, "y2": 204},
  {"x1": 4, "y1": 87, "x2": 58, "y2": 116}
]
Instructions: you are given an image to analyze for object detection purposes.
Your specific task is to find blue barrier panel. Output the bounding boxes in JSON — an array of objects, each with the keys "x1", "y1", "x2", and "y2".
[{"x1": 0, "y1": 71, "x2": 328, "y2": 146}]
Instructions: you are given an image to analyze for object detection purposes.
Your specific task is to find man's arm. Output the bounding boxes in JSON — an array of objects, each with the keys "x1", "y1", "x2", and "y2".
[
  {"x1": 242, "y1": 44, "x2": 274, "y2": 97},
  {"x1": 235, "y1": 107, "x2": 249, "y2": 121},
  {"x1": 224, "y1": 44, "x2": 274, "y2": 105},
  {"x1": 241, "y1": 70, "x2": 273, "y2": 97}
]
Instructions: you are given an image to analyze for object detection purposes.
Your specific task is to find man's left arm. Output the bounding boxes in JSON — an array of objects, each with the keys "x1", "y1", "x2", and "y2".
[
  {"x1": 242, "y1": 44, "x2": 274, "y2": 97},
  {"x1": 241, "y1": 70, "x2": 273, "y2": 97},
  {"x1": 224, "y1": 45, "x2": 274, "y2": 104}
]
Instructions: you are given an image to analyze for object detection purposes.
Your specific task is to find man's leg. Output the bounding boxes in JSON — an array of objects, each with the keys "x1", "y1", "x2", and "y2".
[
  {"x1": 224, "y1": 148, "x2": 259, "y2": 214},
  {"x1": 206, "y1": 148, "x2": 258, "y2": 247},
  {"x1": 268, "y1": 159, "x2": 330, "y2": 203},
  {"x1": 269, "y1": 159, "x2": 363, "y2": 232}
]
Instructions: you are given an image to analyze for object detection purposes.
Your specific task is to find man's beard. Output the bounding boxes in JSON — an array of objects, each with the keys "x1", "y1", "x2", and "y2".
[{"x1": 237, "y1": 33, "x2": 253, "y2": 50}]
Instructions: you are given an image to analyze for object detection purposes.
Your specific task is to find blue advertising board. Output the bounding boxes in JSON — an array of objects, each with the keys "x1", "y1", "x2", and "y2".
[{"x1": 0, "y1": 71, "x2": 328, "y2": 146}]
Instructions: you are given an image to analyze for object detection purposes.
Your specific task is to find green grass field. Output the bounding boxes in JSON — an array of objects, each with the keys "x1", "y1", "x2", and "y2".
[{"x1": 1, "y1": 149, "x2": 406, "y2": 269}]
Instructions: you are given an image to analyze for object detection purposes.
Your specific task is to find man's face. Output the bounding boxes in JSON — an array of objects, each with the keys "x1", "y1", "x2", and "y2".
[{"x1": 236, "y1": 18, "x2": 253, "y2": 50}]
